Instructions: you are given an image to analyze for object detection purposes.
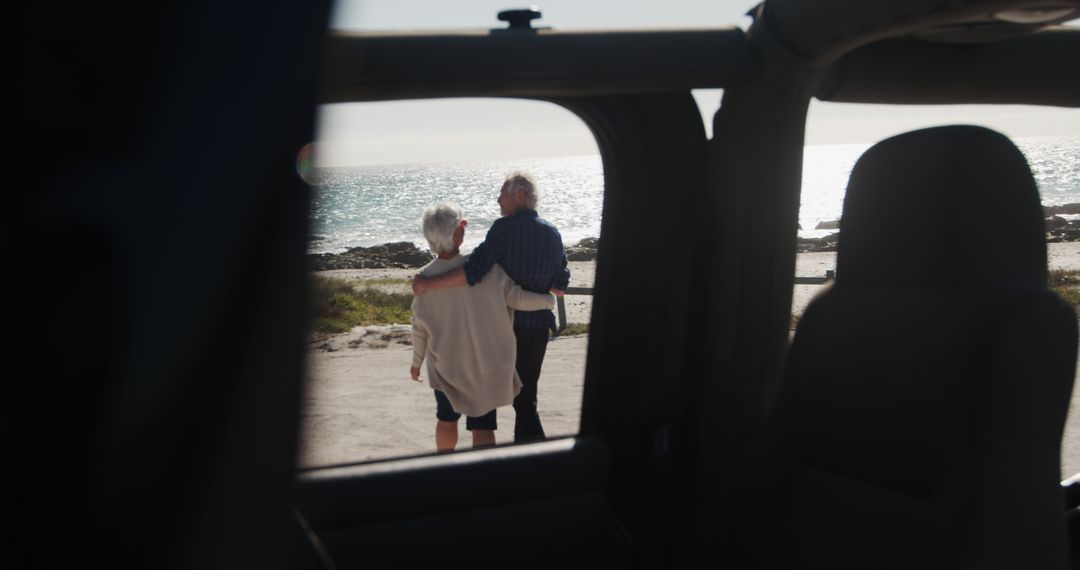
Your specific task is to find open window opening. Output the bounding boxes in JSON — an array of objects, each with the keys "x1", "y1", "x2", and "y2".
[
  {"x1": 297, "y1": 98, "x2": 602, "y2": 466},
  {"x1": 794, "y1": 99, "x2": 1080, "y2": 478}
]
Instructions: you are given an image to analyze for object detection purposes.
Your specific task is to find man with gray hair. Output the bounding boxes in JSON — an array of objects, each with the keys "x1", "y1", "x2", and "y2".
[
  {"x1": 410, "y1": 202, "x2": 556, "y2": 451},
  {"x1": 413, "y1": 172, "x2": 570, "y2": 443}
]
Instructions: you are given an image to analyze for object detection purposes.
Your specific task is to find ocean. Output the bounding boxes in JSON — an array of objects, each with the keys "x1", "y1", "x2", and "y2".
[{"x1": 307, "y1": 136, "x2": 1080, "y2": 255}]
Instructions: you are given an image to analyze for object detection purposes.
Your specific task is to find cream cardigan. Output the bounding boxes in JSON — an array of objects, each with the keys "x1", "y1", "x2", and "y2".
[{"x1": 411, "y1": 254, "x2": 555, "y2": 417}]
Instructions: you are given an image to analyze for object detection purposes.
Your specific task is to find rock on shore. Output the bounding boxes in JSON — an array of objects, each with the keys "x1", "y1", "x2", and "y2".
[
  {"x1": 565, "y1": 237, "x2": 599, "y2": 261},
  {"x1": 798, "y1": 203, "x2": 1080, "y2": 253},
  {"x1": 797, "y1": 233, "x2": 840, "y2": 253},
  {"x1": 308, "y1": 241, "x2": 433, "y2": 270},
  {"x1": 1044, "y1": 205, "x2": 1080, "y2": 242},
  {"x1": 309, "y1": 237, "x2": 602, "y2": 270}
]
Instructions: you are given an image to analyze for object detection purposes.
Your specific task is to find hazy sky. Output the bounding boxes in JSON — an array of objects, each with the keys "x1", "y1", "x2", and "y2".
[{"x1": 314, "y1": 1, "x2": 1080, "y2": 166}]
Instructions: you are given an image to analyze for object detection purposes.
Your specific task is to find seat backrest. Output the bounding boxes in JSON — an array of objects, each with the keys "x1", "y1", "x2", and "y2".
[{"x1": 767, "y1": 125, "x2": 1077, "y2": 568}]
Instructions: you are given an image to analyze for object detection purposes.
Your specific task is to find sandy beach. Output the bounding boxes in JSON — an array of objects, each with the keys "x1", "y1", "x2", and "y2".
[{"x1": 300, "y1": 243, "x2": 1080, "y2": 478}]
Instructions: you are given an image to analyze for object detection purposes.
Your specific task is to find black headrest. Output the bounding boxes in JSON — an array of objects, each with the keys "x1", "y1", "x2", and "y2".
[{"x1": 837, "y1": 125, "x2": 1047, "y2": 289}]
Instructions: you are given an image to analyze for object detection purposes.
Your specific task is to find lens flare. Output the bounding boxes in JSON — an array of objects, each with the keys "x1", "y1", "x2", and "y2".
[{"x1": 296, "y1": 143, "x2": 318, "y2": 185}]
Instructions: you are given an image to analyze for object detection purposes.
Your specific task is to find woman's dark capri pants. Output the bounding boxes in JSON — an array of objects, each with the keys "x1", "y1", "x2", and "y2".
[{"x1": 434, "y1": 389, "x2": 497, "y2": 430}]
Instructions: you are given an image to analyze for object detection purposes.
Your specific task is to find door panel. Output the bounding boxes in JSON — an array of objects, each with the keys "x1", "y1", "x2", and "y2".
[{"x1": 296, "y1": 437, "x2": 630, "y2": 565}]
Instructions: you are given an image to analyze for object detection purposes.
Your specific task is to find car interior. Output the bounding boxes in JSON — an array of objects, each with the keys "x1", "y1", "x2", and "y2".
[{"x1": 12, "y1": 0, "x2": 1080, "y2": 568}]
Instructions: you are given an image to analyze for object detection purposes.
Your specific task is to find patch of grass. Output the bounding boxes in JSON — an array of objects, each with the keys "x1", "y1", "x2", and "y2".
[
  {"x1": 1050, "y1": 269, "x2": 1080, "y2": 307},
  {"x1": 1055, "y1": 288, "x2": 1080, "y2": 306},
  {"x1": 310, "y1": 275, "x2": 413, "y2": 333},
  {"x1": 1048, "y1": 269, "x2": 1080, "y2": 286},
  {"x1": 556, "y1": 323, "x2": 590, "y2": 337}
]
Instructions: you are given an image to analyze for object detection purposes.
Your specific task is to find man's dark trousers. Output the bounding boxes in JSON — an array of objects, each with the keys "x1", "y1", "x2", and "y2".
[{"x1": 513, "y1": 326, "x2": 549, "y2": 442}]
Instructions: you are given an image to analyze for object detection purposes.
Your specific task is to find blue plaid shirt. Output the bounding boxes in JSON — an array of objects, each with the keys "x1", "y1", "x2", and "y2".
[{"x1": 464, "y1": 208, "x2": 570, "y2": 330}]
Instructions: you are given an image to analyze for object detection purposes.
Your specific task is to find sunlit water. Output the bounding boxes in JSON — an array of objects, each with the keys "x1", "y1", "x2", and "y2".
[{"x1": 308, "y1": 136, "x2": 1079, "y2": 254}]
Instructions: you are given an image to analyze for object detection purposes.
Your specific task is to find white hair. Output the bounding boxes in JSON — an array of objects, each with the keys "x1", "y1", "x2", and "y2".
[
  {"x1": 421, "y1": 202, "x2": 463, "y2": 254},
  {"x1": 505, "y1": 171, "x2": 539, "y2": 210}
]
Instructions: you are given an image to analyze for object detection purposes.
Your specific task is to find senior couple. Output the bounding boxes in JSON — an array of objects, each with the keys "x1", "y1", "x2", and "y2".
[{"x1": 410, "y1": 172, "x2": 570, "y2": 451}]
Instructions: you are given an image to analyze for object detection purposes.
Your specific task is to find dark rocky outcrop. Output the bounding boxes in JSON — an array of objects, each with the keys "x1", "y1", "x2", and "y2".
[
  {"x1": 310, "y1": 237, "x2": 604, "y2": 270},
  {"x1": 797, "y1": 203, "x2": 1080, "y2": 251},
  {"x1": 1044, "y1": 203, "x2": 1080, "y2": 217},
  {"x1": 1046, "y1": 221, "x2": 1080, "y2": 242},
  {"x1": 565, "y1": 237, "x2": 599, "y2": 261},
  {"x1": 797, "y1": 232, "x2": 840, "y2": 253},
  {"x1": 1046, "y1": 215, "x2": 1069, "y2": 230},
  {"x1": 309, "y1": 241, "x2": 433, "y2": 270},
  {"x1": 1043, "y1": 204, "x2": 1080, "y2": 242}
]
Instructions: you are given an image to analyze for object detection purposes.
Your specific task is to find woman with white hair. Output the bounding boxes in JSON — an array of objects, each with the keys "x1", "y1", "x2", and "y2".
[{"x1": 410, "y1": 202, "x2": 556, "y2": 451}]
